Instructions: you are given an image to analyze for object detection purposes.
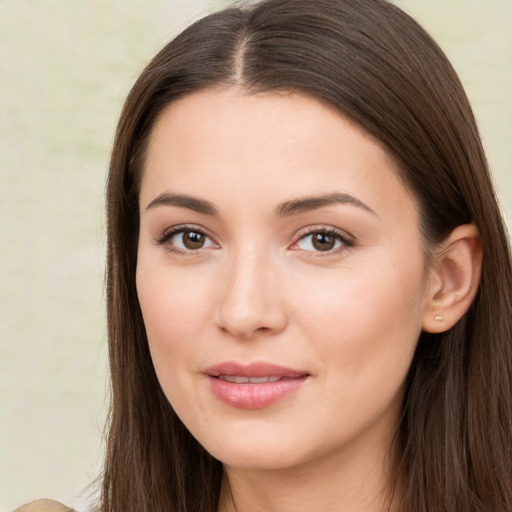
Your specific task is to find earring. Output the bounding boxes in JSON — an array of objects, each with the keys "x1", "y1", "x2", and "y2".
[{"x1": 434, "y1": 314, "x2": 443, "y2": 322}]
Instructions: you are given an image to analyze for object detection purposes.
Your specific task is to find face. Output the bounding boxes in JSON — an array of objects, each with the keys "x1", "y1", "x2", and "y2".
[{"x1": 136, "y1": 88, "x2": 431, "y2": 472}]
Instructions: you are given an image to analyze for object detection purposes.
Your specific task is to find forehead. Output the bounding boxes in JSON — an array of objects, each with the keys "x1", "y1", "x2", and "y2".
[
  {"x1": 145, "y1": 88, "x2": 385, "y2": 162},
  {"x1": 140, "y1": 87, "x2": 417, "y2": 224}
]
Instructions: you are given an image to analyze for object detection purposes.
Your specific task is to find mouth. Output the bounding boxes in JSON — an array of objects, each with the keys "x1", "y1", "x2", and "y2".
[
  {"x1": 205, "y1": 361, "x2": 308, "y2": 379},
  {"x1": 204, "y1": 361, "x2": 310, "y2": 409},
  {"x1": 217, "y1": 375, "x2": 283, "y2": 384}
]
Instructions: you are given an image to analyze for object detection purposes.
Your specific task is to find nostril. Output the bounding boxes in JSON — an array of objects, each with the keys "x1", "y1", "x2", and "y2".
[{"x1": 214, "y1": 275, "x2": 287, "y2": 338}]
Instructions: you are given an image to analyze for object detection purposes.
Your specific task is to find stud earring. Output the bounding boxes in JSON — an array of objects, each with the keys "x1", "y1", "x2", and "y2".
[{"x1": 434, "y1": 314, "x2": 443, "y2": 322}]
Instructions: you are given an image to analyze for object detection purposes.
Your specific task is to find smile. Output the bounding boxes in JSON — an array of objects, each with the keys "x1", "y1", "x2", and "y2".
[
  {"x1": 204, "y1": 362, "x2": 309, "y2": 409},
  {"x1": 218, "y1": 375, "x2": 282, "y2": 383}
]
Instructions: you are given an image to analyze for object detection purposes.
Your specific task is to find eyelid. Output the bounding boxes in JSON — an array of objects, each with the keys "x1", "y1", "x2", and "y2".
[
  {"x1": 154, "y1": 223, "x2": 354, "y2": 255},
  {"x1": 289, "y1": 225, "x2": 355, "y2": 254},
  {"x1": 155, "y1": 224, "x2": 220, "y2": 253}
]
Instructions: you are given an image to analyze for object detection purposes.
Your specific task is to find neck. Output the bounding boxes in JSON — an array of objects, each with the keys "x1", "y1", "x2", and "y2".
[{"x1": 217, "y1": 433, "x2": 399, "y2": 512}]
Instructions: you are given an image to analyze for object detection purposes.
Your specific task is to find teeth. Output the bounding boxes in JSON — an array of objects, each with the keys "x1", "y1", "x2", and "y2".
[
  {"x1": 224, "y1": 375, "x2": 249, "y2": 384},
  {"x1": 219, "y1": 375, "x2": 282, "y2": 384},
  {"x1": 249, "y1": 377, "x2": 270, "y2": 384}
]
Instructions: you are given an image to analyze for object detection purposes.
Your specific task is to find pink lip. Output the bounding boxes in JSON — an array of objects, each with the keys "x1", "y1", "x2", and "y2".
[{"x1": 204, "y1": 361, "x2": 309, "y2": 409}]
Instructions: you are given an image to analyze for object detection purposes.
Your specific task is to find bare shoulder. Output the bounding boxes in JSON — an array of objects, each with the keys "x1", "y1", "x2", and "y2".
[{"x1": 12, "y1": 499, "x2": 76, "y2": 512}]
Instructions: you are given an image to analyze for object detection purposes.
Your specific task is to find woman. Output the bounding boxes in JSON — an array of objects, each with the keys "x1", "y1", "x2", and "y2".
[{"x1": 18, "y1": 0, "x2": 512, "y2": 511}]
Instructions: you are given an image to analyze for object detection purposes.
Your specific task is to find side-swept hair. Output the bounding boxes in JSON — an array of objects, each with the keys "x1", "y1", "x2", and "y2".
[{"x1": 102, "y1": 1, "x2": 512, "y2": 510}]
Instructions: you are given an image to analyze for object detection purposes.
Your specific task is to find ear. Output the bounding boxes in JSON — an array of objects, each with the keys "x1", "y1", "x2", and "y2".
[{"x1": 422, "y1": 224, "x2": 482, "y2": 333}]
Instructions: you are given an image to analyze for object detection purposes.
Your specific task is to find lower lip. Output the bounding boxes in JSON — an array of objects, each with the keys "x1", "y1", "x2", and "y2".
[{"x1": 208, "y1": 376, "x2": 307, "y2": 409}]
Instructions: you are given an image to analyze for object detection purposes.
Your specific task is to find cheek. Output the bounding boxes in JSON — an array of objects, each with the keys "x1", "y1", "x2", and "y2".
[
  {"x1": 289, "y1": 253, "x2": 425, "y2": 376},
  {"x1": 284, "y1": 258, "x2": 425, "y2": 444},
  {"x1": 135, "y1": 262, "x2": 214, "y2": 366}
]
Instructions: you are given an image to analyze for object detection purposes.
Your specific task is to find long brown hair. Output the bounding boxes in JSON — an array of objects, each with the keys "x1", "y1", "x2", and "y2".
[{"x1": 101, "y1": 1, "x2": 512, "y2": 510}]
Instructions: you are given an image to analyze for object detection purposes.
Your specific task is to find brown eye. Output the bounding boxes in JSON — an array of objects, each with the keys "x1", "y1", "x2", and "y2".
[
  {"x1": 182, "y1": 230, "x2": 206, "y2": 249},
  {"x1": 157, "y1": 227, "x2": 217, "y2": 253},
  {"x1": 311, "y1": 232, "x2": 336, "y2": 251},
  {"x1": 293, "y1": 229, "x2": 351, "y2": 254}
]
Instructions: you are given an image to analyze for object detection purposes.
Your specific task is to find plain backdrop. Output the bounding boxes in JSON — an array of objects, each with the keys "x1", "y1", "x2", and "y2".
[{"x1": 0, "y1": 0, "x2": 510, "y2": 510}]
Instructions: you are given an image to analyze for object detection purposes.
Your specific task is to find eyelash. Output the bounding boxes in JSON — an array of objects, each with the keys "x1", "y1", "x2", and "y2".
[
  {"x1": 155, "y1": 225, "x2": 354, "y2": 256},
  {"x1": 155, "y1": 225, "x2": 219, "y2": 255},
  {"x1": 291, "y1": 225, "x2": 354, "y2": 256}
]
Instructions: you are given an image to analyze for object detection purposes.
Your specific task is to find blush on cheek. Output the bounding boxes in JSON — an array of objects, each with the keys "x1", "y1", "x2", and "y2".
[{"x1": 137, "y1": 262, "x2": 198, "y2": 323}]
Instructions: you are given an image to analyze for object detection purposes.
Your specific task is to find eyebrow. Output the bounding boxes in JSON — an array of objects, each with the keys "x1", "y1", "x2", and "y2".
[
  {"x1": 145, "y1": 191, "x2": 376, "y2": 217},
  {"x1": 275, "y1": 192, "x2": 377, "y2": 217},
  {"x1": 146, "y1": 193, "x2": 219, "y2": 216}
]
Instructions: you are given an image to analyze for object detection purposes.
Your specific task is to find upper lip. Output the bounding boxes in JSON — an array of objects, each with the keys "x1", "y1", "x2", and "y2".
[{"x1": 204, "y1": 361, "x2": 309, "y2": 379}]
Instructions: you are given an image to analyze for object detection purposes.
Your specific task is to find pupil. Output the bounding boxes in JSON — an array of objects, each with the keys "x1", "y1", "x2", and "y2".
[
  {"x1": 312, "y1": 233, "x2": 335, "y2": 251},
  {"x1": 184, "y1": 231, "x2": 205, "y2": 249}
]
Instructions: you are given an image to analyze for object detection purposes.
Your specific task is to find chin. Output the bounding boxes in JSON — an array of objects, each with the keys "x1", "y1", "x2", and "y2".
[
  {"x1": 211, "y1": 446, "x2": 302, "y2": 471},
  {"x1": 196, "y1": 429, "x2": 307, "y2": 470}
]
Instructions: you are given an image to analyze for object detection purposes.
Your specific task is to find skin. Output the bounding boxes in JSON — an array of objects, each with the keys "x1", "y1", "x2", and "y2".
[{"x1": 136, "y1": 88, "x2": 438, "y2": 512}]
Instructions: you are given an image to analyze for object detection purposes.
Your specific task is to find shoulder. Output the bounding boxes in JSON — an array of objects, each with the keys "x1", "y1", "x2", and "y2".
[{"x1": 12, "y1": 499, "x2": 77, "y2": 512}]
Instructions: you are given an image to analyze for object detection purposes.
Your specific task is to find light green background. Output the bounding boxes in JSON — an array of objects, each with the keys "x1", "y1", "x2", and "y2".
[{"x1": 1, "y1": 1, "x2": 510, "y2": 510}]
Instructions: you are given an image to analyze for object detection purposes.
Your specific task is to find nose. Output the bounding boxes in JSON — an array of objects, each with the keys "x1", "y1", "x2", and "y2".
[{"x1": 215, "y1": 250, "x2": 287, "y2": 340}]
